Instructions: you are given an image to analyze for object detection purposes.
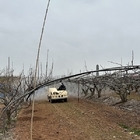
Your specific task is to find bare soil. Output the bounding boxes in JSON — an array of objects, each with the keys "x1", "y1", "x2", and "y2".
[{"x1": 11, "y1": 97, "x2": 140, "y2": 140}]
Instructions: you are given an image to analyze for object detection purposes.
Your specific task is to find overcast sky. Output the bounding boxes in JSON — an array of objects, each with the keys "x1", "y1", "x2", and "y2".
[{"x1": 0, "y1": 0, "x2": 140, "y2": 76}]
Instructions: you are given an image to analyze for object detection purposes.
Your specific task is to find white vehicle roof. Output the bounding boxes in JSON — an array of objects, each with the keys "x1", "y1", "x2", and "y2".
[{"x1": 49, "y1": 88, "x2": 58, "y2": 92}]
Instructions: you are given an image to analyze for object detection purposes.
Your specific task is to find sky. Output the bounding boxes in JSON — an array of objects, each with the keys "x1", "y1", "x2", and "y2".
[{"x1": 0, "y1": 0, "x2": 140, "y2": 76}]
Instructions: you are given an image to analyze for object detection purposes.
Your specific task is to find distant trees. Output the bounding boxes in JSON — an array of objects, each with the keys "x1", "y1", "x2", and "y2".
[
  {"x1": 70, "y1": 69, "x2": 140, "y2": 103},
  {"x1": 105, "y1": 74, "x2": 131, "y2": 102},
  {"x1": 78, "y1": 76, "x2": 105, "y2": 99}
]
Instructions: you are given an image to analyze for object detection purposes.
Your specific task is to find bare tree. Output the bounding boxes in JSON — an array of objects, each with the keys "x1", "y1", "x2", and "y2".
[{"x1": 0, "y1": 70, "x2": 25, "y2": 133}]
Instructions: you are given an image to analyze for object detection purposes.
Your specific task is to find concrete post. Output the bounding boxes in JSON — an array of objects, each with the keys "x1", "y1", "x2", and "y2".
[{"x1": 96, "y1": 64, "x2": 99, "y2": 76}]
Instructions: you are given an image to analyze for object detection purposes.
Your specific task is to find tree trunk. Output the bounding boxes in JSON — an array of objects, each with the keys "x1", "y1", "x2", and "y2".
[
  {"x1": 120, "y1": 92, "x2": 128, "y2": 102},
  {"x1": 82, "y1": 88, "x2": 89, "y2": 97},
  {"x1": 90, "y1": 88, "x2": 95, "y2": 97},
  {"x1": 6, "y1": 109, "x2": 11, "y2": 125},
  {"x1": 97, "y1": 89, "x2": 102, "y2": 98}
]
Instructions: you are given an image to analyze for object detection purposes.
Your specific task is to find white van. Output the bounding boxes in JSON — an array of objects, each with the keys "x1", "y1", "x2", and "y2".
[{"x1": 47, "y1": 88, "x2": 68, "y2": 103}]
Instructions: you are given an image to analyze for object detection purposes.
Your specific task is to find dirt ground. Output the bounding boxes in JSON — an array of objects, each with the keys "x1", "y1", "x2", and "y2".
[{"x1": 11, "y1": 97, "x2": 140, "y2": 140}]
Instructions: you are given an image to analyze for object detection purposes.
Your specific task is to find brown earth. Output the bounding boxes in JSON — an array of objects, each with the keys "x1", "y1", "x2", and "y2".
[{"x1": 11, "y1": 97, "x2": 140, "y2": 140}]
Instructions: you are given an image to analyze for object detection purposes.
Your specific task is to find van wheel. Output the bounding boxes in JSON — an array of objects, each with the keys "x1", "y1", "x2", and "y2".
[{"x1": 64, "y1": 99, "x2": 67, "y2": 102}]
